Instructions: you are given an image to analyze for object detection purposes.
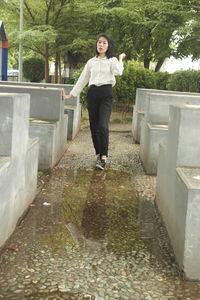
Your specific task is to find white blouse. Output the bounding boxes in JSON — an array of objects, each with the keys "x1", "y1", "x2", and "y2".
[{"x1": 70, "y1": 56, "x2": 124, "y2": 97}]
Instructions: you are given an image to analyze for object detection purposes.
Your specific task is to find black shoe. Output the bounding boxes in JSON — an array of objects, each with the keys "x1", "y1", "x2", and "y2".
[
  {"x1": 96, "y1": 155, "x2": 101, "y2": 166},
  {"x1": 96, "y1": 159, "x2": 106, "y2": 170}
]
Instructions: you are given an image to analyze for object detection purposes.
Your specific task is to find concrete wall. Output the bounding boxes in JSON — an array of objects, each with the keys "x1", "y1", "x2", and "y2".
[{"x1": 0, "y1": 93, "x2": 39, "y2": 248}]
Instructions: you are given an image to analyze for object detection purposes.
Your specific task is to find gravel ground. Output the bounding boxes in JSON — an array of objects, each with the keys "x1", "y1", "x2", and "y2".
[{"x1": 0, "y1": 123, "x2": 200, "y2": 300}]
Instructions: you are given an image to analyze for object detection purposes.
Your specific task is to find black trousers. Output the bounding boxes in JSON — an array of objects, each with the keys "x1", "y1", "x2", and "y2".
[{"x1": 87, "y1": 84, "x2": 113, "y2": 157}]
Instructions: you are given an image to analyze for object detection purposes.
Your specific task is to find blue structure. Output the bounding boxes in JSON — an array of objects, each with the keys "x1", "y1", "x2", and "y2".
[{"x1": 0, "y1": 21, "x2": 8, "y2": 81}]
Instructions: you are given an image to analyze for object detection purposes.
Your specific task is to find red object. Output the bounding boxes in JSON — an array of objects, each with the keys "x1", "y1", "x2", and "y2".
[
  {"x1": 2, "y1": 33, "x2": 8, "y2": 48},
  {"x1": 2, "y1": 40, "x2": 8, "y2": 48}
]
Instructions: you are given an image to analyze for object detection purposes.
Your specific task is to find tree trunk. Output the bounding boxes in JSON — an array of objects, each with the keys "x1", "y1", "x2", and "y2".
[
  {"x1": 55, "y1": 52, "x2": 59, "y2": 83},
  {"x1": 44, "y1": 43, "x2": 50, "y2": 82},
  {"x1": 144, "y1": 58, "x2": 150, "y2": 69},
  {"x1": 58, "y1": 54, "x2": 61, "y2": 84},
  {"x1": 155, "y1": 58, "x2": 165, "y2": 72}
]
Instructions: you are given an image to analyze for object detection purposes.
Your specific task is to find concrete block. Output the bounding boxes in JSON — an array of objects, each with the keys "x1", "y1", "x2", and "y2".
[
  {"x1": 174, "y1": 167, "x2": 200, "y2": 280},
  {"x1": 156, "y1": 104, "x2": 200, "y2": 280},
  {"x1": 132, "y1": 88, "x2": 200, "y2": 143},
  {"x1": 140, "y1": 93, "x2": 200, "y2": 174},
  {"x1": 0, "y1": 93, "x2": 39, "y2": 248},
  {"x1": 0, "y1": 81, "x2": 79, "y2": 106},
  {"x1": 132, "y1": 88, "x2": 148, "y2": 143},
  {"x1": 25, "y1": 137, "x2": 39, "y2": 204},
  {"x1": 167, "y1": 104, "x2": 200, "y2": 167},
  {"x1": 29, "y1": 115, "x2": 68, "y2": 170},
  {"x1": 0, "y1": 82, "x2": 81, "y2": 141},
  {"x1": 0, "y1": 85, "x2": 68, "y2": 170},
  {"x1": 140, "y1": 121, "x2": 168, "y2": 174},
  {"x1": 64, "y1": 103, "x2": 81, "y2": 140},
  {"x1": 0, "y1": 84, "x2": 63, "y2": 121}
]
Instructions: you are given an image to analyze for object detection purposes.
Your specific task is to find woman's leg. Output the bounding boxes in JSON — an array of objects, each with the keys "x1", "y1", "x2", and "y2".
[
  {"x1": 87, "y1": 86, "x2": 101, "y2": 155},
  {"x1": 98, "y1": 86, "x2": 113, "y2": 157}
]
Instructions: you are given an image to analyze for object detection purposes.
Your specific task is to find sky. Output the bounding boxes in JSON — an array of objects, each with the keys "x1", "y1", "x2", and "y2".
[{"x1": 161, "y1": 56, "x2": 200, "y2": 73}]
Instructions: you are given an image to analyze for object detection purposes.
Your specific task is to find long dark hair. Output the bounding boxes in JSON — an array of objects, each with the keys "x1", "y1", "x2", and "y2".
[{"x1": 95, "y1": 33, "x2": 114, "y2": 58}]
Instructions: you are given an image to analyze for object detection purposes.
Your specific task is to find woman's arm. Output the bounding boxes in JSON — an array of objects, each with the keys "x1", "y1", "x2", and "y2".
[
  {"x1": 62, "y1": 61, "x2": 91, "y2": 100},
  {"x1": 111, "y1": 53, "x2": 126, "y2": 76}
]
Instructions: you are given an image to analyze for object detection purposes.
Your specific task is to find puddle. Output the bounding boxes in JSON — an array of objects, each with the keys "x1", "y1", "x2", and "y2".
[{"x1": 36, "y1": 169, "x2": 170, "y2": 261}]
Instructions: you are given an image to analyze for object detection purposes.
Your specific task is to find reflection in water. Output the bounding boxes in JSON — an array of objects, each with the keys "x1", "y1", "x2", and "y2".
[
  {"x1": 39, "y1": 169, "x2": 169, "y2": 260},
  {"x1": 62, "y1": 169, "x2": 147, "y2": 257},
  {"x1": 82, "y1": 171, "x2": 107, "y2": 241},
  {"x1": 65, "y1": 170, "x2": 107, "y2": 251}
]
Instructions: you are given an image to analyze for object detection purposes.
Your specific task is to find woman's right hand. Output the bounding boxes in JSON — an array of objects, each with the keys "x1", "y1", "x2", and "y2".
[{"x1": 119, "y1": 53, "x2": 126, "y2": 62}]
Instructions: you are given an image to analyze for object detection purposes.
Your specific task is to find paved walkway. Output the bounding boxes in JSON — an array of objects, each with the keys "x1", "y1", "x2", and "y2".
[{"x1": 0, "y1": 123, "x2": 200, "y2": 300}]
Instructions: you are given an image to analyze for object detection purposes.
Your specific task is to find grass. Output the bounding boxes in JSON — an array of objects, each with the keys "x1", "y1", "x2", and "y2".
[{"x1": 81, "y1": 109, "x2": 133, "y2": 127}]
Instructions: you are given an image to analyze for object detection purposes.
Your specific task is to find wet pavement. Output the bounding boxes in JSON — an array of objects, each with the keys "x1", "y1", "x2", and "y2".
[{"x1": 0, "y1": 124, "x2": 200, "y2": 300}]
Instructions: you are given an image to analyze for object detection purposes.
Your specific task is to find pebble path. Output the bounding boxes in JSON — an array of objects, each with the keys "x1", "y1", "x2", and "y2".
[{"x1": 0, "y1": 123, "x2": 200, "y2": 300}]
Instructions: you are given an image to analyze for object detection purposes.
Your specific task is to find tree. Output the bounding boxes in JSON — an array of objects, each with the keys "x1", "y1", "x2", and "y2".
[
  {"x1": 106, "y1": 0, "x2": 193, "y2": 71},
  {"x1": 1, "y1": 0, "x2": 199, "y2": 78},
  {"x1": 174, "y1": 1, "x2": 200, "y2": 60},
  {"x1": 2, "y1": 0, "x2": 73, "y2": 82}
]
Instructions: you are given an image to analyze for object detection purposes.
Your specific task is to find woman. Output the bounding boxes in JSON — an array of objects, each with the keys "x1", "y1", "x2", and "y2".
[{"x1": 63, "y1": 33, "x2": 126, "y2": 170}]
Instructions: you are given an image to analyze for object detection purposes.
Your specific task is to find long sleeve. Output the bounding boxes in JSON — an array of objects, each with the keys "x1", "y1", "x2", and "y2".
[
  {"x1": 70, "y1": 61, "x2": 91, "y2": 97},
  {"x1": 110, "y1": 57, "x2": 124, "y2": 76}
]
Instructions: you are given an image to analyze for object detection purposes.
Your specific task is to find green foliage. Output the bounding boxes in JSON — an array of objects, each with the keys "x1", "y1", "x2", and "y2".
[
  {"x1": 114, "y1": 61, "x2": 156, "y2": 105},
  {"x1": 73, "y1": 67, "x2": 88, "y2": 109},
  {"x1": 23, "y1": 57, "x2": 45, "y2": 82},
  {"x1": 153, "y1": 71, "x2": 171, "y2": 90},
  {"x1": 176, "y1": 21, "x2": 200, "y2": 60},
  {"x1": 167, "y1": 70, "x2": 200, "y2": 93}
]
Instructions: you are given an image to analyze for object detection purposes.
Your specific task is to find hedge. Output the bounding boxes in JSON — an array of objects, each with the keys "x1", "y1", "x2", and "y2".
[
  {"x1": 23, "y1": 57, "x2": 45, "y2": 82},
  {"x1": 167, "y1": 70, "x2": 200, "y2": 93}
]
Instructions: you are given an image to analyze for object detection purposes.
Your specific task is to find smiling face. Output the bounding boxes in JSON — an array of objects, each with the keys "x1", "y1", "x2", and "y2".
[{"x1": 96, "y1": 36, "x2": 109, "y2": 57}]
